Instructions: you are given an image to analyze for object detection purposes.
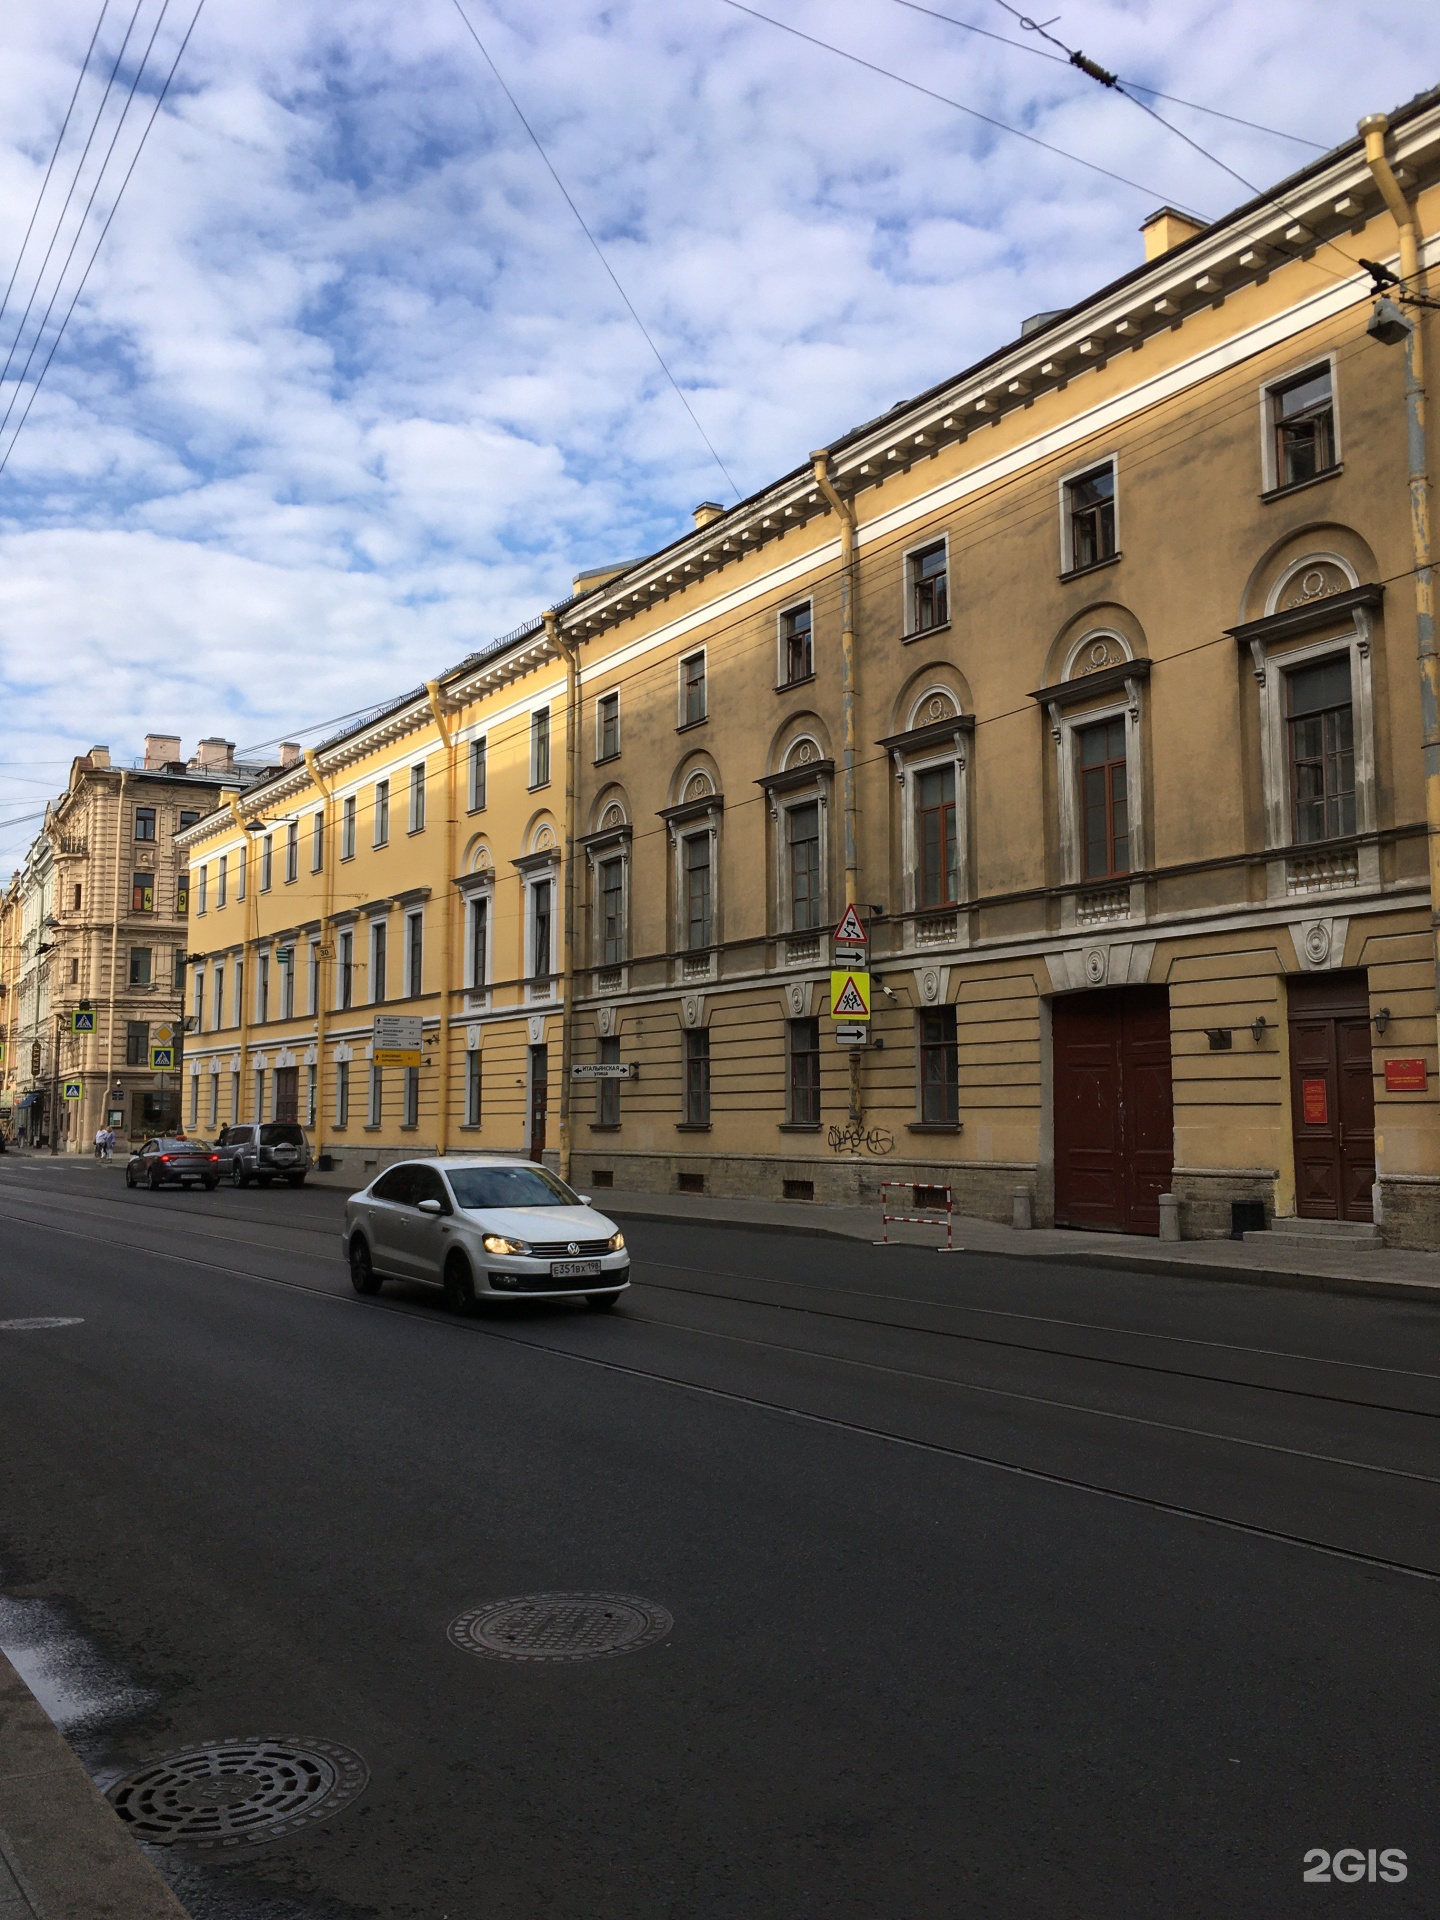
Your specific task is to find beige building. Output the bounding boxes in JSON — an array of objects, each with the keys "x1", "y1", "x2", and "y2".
[{"x1": 180, "y1": 95, "x2": 1440, "y2": 1245}]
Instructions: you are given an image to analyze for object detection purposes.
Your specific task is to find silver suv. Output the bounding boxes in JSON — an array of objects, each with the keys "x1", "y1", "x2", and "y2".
[{"x1": 215, "y1": 1121, "x2": 311, "y2": 1188}]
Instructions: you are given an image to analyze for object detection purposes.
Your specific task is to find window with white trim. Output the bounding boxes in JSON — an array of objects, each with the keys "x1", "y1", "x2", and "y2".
[
  {"x1": 409, "y1": 762, "x2": 426, "y2": 833},
  {"x1": 341, "y1": 795, "x2": 356, "y2": 859},
  {"x1": 680, "y1": 651, "x2": 707, "y2": 727},
  {"x1": 530, "y1": 710, "x2": 551, "y2": 788},
  {"x1": 468, "y1": 737, "x2": 487, "y2": 811},
  {"x1": 1062, "y1": 461, "x2": 1116, "y2": 573},
  {"x1": 596, "y1": 692, "x2": 620, "y2": 761},
  {"x1": 373, "y1": 779, "x2": 389, "y2": 847},
  {"x1": 1265, "y1": 363, "x2": 1336, "y2": 491},
  {"x1": 465, "y1": 1048, "x2": 482, "y2": 1125},
  {"x1": 907, "y1": 540, "x2": 948, "y2": 635},
  {"x1": 370, "y1": 920, "x2": 387, "y2": 1004},
  {"x1": 779, "y1": 602, "x2": 813, "y2": 686},
  {"x1": 368, "y1": 1064, "x2": 383, "y2": 1126},
  {"x1": 406, "y1": 911, "x2": 424, "y2": 996}
]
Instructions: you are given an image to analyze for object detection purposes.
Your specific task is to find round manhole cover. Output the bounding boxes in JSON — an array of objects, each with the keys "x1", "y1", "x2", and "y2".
[
  {"x1": 449, "y1": 1593, "x2": 673, "y2": 1663},
  {"x1": 106, "y1": 1738, "x2": 368, "y2": 1850}
]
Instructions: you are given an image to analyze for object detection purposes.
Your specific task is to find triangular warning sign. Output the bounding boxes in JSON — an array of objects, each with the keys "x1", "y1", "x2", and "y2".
[
  {"x1": 833, "y1": 904, "x2": 867, "y2": 945},
  {"x1": 832, "y1": 974, "x2": 870, "y2": 1017}
]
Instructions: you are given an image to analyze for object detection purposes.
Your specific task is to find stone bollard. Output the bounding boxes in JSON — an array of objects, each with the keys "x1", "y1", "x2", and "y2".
[
  {"x1": 1158, "y1": 1192, "x2": 1181, "y2": 1242},
  {"x1": 1011, "y1": 1186, "x2": 1033, "y2": 1231}
]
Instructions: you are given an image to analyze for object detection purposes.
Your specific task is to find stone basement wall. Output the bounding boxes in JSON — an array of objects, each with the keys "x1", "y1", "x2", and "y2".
[
  {"x1": 1377, "y1": 1174, "x2": 1440, "y2": 1250},
  {"x1": 1170, "y1": 1167, "x2": 1277, "y2": 1240}
]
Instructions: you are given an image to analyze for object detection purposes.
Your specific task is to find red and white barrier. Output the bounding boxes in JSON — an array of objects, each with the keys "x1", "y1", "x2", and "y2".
[{"x1": 876, "y1": 1181, "x2": 956, "y2": 1251}]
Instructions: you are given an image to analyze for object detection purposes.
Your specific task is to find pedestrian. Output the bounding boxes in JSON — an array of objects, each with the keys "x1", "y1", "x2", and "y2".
[
  {"x1": 102, "y1": 1126, "x2": 115, "y2": 1160},
  {"x1": 94, "y1": 1125, "x2": 107, "y2": 1160}
]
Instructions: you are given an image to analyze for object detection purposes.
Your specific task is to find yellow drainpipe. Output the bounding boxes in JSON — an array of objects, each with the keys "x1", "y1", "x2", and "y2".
[
  {"x1": 303, "y1": 749, "x2": 334, "y2": 1158},
  {"x1": 424, "y1": 681, "x2": 456, "y2": 1158},
  {"x1": 811, "y1": 450, "x2": 864, "y2": 1121},
  {"x1": 229, "y1": 795, "x2": 255, "y2": 1119},
  {"x1": 543, "y1": 609, "x2": 579, "y2": 1184},
  {"x1": 1361, "y1": 115, "x2": 1439, "y2": 1062}
]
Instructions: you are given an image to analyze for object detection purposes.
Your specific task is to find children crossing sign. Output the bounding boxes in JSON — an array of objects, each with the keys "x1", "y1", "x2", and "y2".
[{"x1": 830, "y1": 970, "x2": 871, "y2": 1021}]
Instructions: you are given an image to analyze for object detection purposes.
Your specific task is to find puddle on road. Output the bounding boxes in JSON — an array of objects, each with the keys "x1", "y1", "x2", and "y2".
[{"x1": 0, "y1": 1593, "x2": 155, "y2": 1735}]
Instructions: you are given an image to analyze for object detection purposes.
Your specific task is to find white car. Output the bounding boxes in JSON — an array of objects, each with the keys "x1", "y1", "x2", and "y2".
[{"x1": 342, "y1": 1157, "x2": 630, "y2": 1313}]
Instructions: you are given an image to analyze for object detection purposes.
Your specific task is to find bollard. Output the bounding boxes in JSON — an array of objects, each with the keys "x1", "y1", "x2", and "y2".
[
  {"x1": 1011, "y1": 1186, "x2": 1033, "y2": 1231},
  {"x1": 1158, "y1": 1192, "x2": 1181, "y2": 1242}
]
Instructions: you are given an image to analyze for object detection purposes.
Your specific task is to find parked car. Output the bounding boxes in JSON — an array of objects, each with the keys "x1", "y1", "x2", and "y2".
[
  {"x1": 126, "y1": 1137, "x2": 221, "y2": 1191},
  {"x1": 214, "y1": 1121, "x2": 311, "y2": 1188},
  {"x1": 342, "y1": 1157, "x2": 630, "y2": 1313}
]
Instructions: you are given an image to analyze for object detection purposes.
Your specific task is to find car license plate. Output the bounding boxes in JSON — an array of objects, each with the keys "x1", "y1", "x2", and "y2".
[{"x1": 549, "y1": 1259, "x2": 601, "y2": 1280}]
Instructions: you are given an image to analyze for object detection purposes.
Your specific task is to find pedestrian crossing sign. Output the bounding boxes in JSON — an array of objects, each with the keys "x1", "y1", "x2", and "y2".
[
  {"x1": 149, "y1": 1045, "x2": 176, "y2": 1071},
  {"x1": 70, "y1": 1008, "x2": 97, "y2": 1033},
  {"x1": 830, "y1": 970, "x2": 871, "y2": 1020},
  {"x1": 62, "y1": 1080, "x2": 82, "y2": 1100}
]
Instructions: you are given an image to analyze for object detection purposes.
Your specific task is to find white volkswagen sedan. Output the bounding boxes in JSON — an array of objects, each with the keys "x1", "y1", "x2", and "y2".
[{"x1": 342, "y1": 1157, "x2": 630, "y2": 1312}]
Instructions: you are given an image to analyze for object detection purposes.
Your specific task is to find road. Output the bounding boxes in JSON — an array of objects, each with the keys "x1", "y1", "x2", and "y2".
[{"x1": 0, "y1": 1152, "x2": 1436, "y2": 1919}]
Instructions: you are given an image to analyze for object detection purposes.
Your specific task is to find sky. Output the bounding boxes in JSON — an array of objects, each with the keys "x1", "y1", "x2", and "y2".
[{"x1": 1, "y1": 0, "x2": 1438, "y2": 868}]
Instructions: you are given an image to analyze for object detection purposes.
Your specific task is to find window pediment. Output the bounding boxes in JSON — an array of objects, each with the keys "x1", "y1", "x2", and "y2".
[
  {"x1": 1228, "y1": 581, "x2": 1382, "y2": 651},
  {"x1": 1030, "y1": 657, "x2": 1150, "y2": 711},
  {"x1": 875, "y1": 715, "x2": 974, "y2": 760}
]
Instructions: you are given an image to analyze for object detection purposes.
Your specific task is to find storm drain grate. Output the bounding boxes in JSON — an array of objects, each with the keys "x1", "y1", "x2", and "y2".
[
  {"x1": 448, "y1": 1593, "x2": 672, "y2": 1663},
  {"x1": 106, "y1": 1738, "x2": 368, "y2": 1850}
]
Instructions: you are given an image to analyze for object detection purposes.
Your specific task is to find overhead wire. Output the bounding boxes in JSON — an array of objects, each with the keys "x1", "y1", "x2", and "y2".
[{"x1": 447, "y1": 0, "x2": 740, "y2": 503}]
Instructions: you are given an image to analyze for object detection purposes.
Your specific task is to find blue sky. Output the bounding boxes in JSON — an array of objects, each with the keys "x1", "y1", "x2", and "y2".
[{"x1": 2, "y1": 0, "x2": 1439, "y2": 865}]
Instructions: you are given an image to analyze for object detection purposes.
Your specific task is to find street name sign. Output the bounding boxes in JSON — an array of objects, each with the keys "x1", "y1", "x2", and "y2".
[
  {"x1": 62, "y1": 1080, "x2": 82, "y2": 1100},
  {"x1": 373, "y1": 1014, "x2": 423, "y2": 1067},
  {"x1": 830, "y1": 970, "x2": 871, "y2": 1020},
  {"x1": 571, "y1": 1062, "x2": 639, "y2": 1080}
]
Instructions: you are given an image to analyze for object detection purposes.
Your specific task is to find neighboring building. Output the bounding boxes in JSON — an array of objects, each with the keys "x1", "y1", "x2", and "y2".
[
  {"x1": 0, "y1": 736, "x2": 274, "y2": 1148},
  {"x1": 180, "y1": 96, "x2": 1440, "y2": 1245}
]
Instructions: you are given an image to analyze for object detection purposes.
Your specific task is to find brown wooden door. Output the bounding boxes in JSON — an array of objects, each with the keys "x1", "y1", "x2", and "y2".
[
  {"x1": 274, "y1": 1066, "x2": 299, "y2": 1123},
  {"x1": 528, "y1": 1045, "x2": 548, "y2": 1162},
  {"x1": 1053, "y1": 986, "x2": 1174, "y2": 1235},
  {"x1": 1288, "y1": 972, "x2": 1374, "y2": 1221}
]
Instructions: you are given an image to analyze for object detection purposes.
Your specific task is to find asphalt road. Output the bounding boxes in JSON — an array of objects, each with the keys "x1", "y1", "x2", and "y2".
[{"x1": 0, "y1": 1152, "x2": 1436, "y2": 1919}]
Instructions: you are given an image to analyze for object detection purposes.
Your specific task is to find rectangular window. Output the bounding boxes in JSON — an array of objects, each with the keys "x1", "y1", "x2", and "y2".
[
  {"x1": 189, "y1": 1074, "x2": 199, "y2": 1129},
  {"x1": 69, "y1": 956, "x2": 79, "y2": 984},
  {"x1": 468, "y1": 737, "x2": 487, "y2": 811},
  {"x1": 598, "y1": 1034, "x2": 621, "y2": 1125},
  {"x1": 530, "y1": 709, "x2": 551, "y2": 787},
  {"x1": 199, "y1": 867, "x2": 211, "y2": 916},
  {"x1": 338, "y1": 929, "x2": 353, "y2": 1010},
  {"x1": 261, "y1": 833, "x2": 273, "y2": 891},
  {"x1": 681, "y1": 651, "x2": 707, "y2": 726},
  {"x1": 179, "y1": 809, "x2": 200, "y2": 830},
  {"x1": 335, "y1": 1058, "x2": 350, "y2": 1128},
  {"x1": 193, "y1": 967, "x2": 205, "y2": 1023},
  {"x1": 237, "y1": 842, "x2": 247, "y2": 899},
  {"x1": 256, "y1": 952, "x2": 270, "y2": 1022},
  {"x1": 919, "y1": 1007, "x2": 959, "y2": 1124},
  {"x1": 597, "y1": 691, "x2": 620, "y2": 760},
  {"x1": 683, "y1": 834, "x2": 712, "y2": 950},
  {"x1": 1272, "y1": 365, "x2": 1335, "y2": 489},
  {"x1": 403, "y1": 1065, "x2": 419, "y2": 1128},
  {"x1": 598, "y1": 858, "x2": 625, "y2": 965},
  {"x1": 126, "y1": 1020, "x2": 148, "y2": 1066},
  {"x1": 213, "y1": 965, "x2": 225, "y2": 1030},
  {"x1": 173, "y1": 948, "x2": 185, "y2": 989},
  {"x1": 311, "y1": 809, "x2": 324, "y2": 871},
  {"x1": 175, "y1": 872, "x2": 189, "y2": 915},
  {"x1": 129, "y1": 947, "x2": 151, "y2": 986},
  {"x1": 531, "y1": 882, "x2": 552, "y2": 979},
  {"x1": 909, "y1": 542, "x2": 948, "y2": 634},
  {"x1": 780, "y1": 603, "x2": 813, "y2": 685},
  {"x1": 409, "y1": 762, "x2": 426, "y2": 833},
  {"x1": 234, "y1": 960, "x2": 244, "y2": 1026},
  {"x1": 209, "y1": 1074, "x2": 219, "y2": 1129},
  {"x1": 371, "y1": 921, "x2": 387, "y2": 1004},
  {"x1": 373, "y1": 780, "x2": 389, "y2": 846},
  {"x1": 1288, "y1": 656, "x2": 1355, "y2": 842},
  {"x1": 406, "y1": 911, "x2": 423, "y2": 996},
  {"x1": 308, "y1": 942, "x2": 320, "y2": 1014},
  {"x1": 216, "y1": 855, "x2": 227, "y2": 908},
  {"x1": 684, "y1": 1027, "x2": 711, "y2": 1125},
  {"x1": 230, "y1": 1069, "x2": 240, "y2": 1121},
  {"x1": 1079, "y1": 717, "x2": 1130, "y2": 879},
  {"x1": 254, "y1": 1067, "x2": 266, "y2": 1122},
  {"x1": 1065, "y1": 463, "x2": 1116, "y2": 571},
  {"x1": 275, "y1": 1065, "x2": 298, "y2": 1124},
  {"x1": 788, "y1": 1017, "x2": 821, "y2": 1126},
  {"x1": 132, "y1": 871, "x2": 154, "y2": 913},
  {"x1": 341, "y1": 795, "x2": 356, "y2": 859},
  {"x1": 280, "y1": 952, "x2": 295, "y2": 1020},
  {"x1": 787, "y1": 802, "x2": 821, "y2": 931},
  {"x1": 465, "y1": 1048, "x2": 482, "y2": 1126},
  {"x1": 469, "y1": 896, "x2": 488, "y2": 989},
  {"x1": 306, "y1": 1063, "x2": 317, "y2": 1127},
  {"x1": 916, "y1": 766, "x2": 959, "y2": 907},
  {"x1": 134, "y1": 807, "x2": 155, "y2": 841},
  {"x1": 73, "y1": 883, "x2": 82, "y2": 911},
  {"x1": 368, "y1": 1064, "x2": 383, "y2": 1127},
  {"x1": 285, "y1": 821, "x2": 298, "y2": 883}
]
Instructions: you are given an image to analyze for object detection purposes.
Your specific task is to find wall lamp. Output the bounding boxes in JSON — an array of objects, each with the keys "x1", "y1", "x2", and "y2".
[
  {"x1": 1250, "y1": 1015, "x2": 1271, "y2": 1044},
  {"x1": 1374, "y1": 1006, "x2": 1392, "y2": 1035}
]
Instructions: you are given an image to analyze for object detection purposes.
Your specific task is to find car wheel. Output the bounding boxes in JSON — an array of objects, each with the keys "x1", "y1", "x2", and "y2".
[
  {"x1": 287, "y1": 1174, "x2": 306, "y2": 1188},
  {"x1": 349, "y1": 1237, "x2": 382, "y2": 1296},
  {"x1": 125, "y1": 1165, "x2": 136, "y2": 1188},
  {"x1": 231, "y1": 1162, "x2": 248, "y2": 1188},
  {"x1": 587, "y1": 1291, "x2": 622, "y2": 1312},
  {"x1": 203, "y1": 1176, "x2": 218, "y2": 1191},
  {"x1": 443, "y1": 1252, "x2": 478, "y2": 1317},
  {"x1": 147, "y1": 1168, "x2": 161, "y2": 1191}
]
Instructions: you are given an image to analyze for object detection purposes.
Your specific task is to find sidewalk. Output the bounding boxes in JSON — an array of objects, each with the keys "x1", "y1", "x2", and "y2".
[{"x1": 598, "y1": 1187, "x2": 1440, "y2": 1305}]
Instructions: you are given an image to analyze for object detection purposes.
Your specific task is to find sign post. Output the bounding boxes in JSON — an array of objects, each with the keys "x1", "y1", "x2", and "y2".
[{"x1": 372, "y1": 1014, "x2": 423, "y2": 1068}]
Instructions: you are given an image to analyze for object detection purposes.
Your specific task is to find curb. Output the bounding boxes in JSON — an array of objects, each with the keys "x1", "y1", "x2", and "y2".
[
  {"x1": 605, "y1": 1202, "x2": 1440, "y2": 1306},
  {"x1": 0, "y1": 1649, "x2": 189, "y2": 1918}
]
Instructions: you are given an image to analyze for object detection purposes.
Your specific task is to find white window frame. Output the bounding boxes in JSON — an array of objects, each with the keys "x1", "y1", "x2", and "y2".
[
  {"x1": 308, "y1": 940, "x2": 320, "y2": 1014},
  {"x1": 256, "y1": 949, "x2": 270, "y2": 1022},
  {"x1": 468, "y1": 736, "x2": 487, "y2": 811},
  {"x1": 530, "y1": 708, "x2": 551, "y2": 789},
  {"x1": 1050, "y1": 692, "x2": 1145, "y2": 893},
  {"x1": 337, "y1": 927, "x2": 354, "y2": 1010},
  {"x1": 233, "y1": 959, "x2": 244, "y2": 1027},
  {"x1": 595, "y1": 690, "x2": 621, "y2": 761},
  {"x1": 216, "y1": 854, "x2": 227, "y2": 907},
  {"x1": 306, "y1": 1063, "x2": 317, "y2": 1127},
  {"x1": 196, "y1": 865, "x2": 208, "y2": 915},
  {"x1": 193, "y1": 966, "x2": 205, "y2": 1023},
  {"x1": 591, "y1": 847, "x2": 630, "y2": 968},
  {"x1": 212, "y1": 963, "x2": 225, "y2": 1031},
  {"x1": 1057, "y1": 453, "x2": 1119, "y2": 575},
  {"x1": 368, "y1": 1062, "x2": 383, "y2": 1127},
  {"x1": 405, "y1": 910, "x2": 424, "y2": 997},
  {"x1": 335, "y1": 1057, "x2": 350, "y2": 1128},
  {"x1": 237, "y1": 842, "x2": 247, "y2": 899},
  {"x1": 460, "y1": 879, "x2": 492, "y2": 996},
  {"x1": 776, "y1": 787, "x2": 829, "y2": 936},
  {"x1": 1259, "y1": 352, "x2": 1340, "y2": 495},
  {"x1": 777, "y1": 599, "x2": 814, "y2": 687},
  {"x1": 209, "y1": 1072, "x2": 220, "y2": 1130},
  {"x1": 464, "y1": 1045, "x2": 482, "y2": 1126},
  {"x1": 261, "y1": 833, "x2": 273, "y2": 891},
  {"x1": 409, "y1": 761, "x2": 426, "y2": 833},
  {"x1": 341, "y1": 795, "x2": 356, "y2": 859},
  {"x1": 285, "y1": 820, "x2": 298, "y2": 883},
  {"x1": 678, "y1": 649, "x2": 708, "y2": 727},
  {"x1": 373, "y1": 779, "x2": 390, "y2": 848},
  {"x1": 525, "y1": 873, "x2": 555, "y2": 981},
  {"x1": 402, "y1": 1065, "x2": 419, "y2": 1128},
  {"x1": 254, "y1": 1066, "x2": 267, "y2": 1122},
  {"x1": 369, "y1": 917, "x2": 388, "y2": 1005},
  {"x1": 678, "y1": 826, "x2": 716, "y2": 951},
  {"x1": 896, "y1": 745, "x2": 969, "y2": 915},
  {"x1": 311, "y1": 809, "x2": 324, "y2": 872},
  {"x1": 902, "y1": 533, "x2": 950, "y2": 640},
  {"x1": 280, "y1": 951, "x2": 295, "y2": 1020}
]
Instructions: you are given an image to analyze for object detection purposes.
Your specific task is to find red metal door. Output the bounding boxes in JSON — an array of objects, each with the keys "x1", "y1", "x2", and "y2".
[
  {"x1": 1289, "y1": 973, "x2": 1373, "y2": 1221},
  {"x1": 1053, "y1": 986, "x2": 1173, "y2": 1235}
]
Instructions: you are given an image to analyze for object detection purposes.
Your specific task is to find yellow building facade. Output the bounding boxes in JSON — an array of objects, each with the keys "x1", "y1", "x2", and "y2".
[{"x1": 181, "y1": 97, "x2": 1440, "y2": 1245}]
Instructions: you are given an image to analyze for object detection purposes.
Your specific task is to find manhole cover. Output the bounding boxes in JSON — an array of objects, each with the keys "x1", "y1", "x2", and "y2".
[
  {"x1": 106, "y1": 1738, "x2": 367, "y2": 1850},
  {"x1": 448, "y1": 1593, "x2": 672, "y2": 1663}
]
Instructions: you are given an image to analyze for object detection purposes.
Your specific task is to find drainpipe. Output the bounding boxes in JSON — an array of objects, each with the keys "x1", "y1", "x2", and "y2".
[
  {"x1": 423, "y1": 682, "x2": 456, "y2": 1159},
  {"x1": 230, "y1": 796, "x2": 253, "y2": 1119},
  {"x1": 544, "y1": 609, "x2": 579, "y2": 1185},
  {"x1": 303, "y1": 749, "x2": 333, "y2": 1159},
  {"x1": 811, "y1": 450, "x2": 864, "y2": 1122},
  {"x1": 1361, "y1": 115, "x2": 1439, "y2": 1052},
  {"x1": 105, "y1": 769, "x2": 127, "y2": 1137}
]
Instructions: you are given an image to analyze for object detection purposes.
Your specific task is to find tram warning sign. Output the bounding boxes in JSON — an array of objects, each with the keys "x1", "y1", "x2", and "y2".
[{"x1": 830, "y1": 970, "x2": 871, "y2": 1020}]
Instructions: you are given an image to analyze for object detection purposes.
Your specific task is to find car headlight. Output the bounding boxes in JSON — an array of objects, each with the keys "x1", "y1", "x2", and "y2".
[
  {"x1": 607, "y1": 1230, "x2": 626, "y2": 1252},
  {"x1": 482, "y1": 1233, "x2": 529, "y2": 1255}
]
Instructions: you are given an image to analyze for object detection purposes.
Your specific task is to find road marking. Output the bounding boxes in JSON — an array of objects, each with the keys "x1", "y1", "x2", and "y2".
[{"x1": 0, "y1": 1317, "x2": 83, "y2": 1331}]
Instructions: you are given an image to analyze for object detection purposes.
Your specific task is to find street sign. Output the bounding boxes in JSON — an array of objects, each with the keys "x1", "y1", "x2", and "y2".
[
  {"x1": 830, "y1": 970, "x2": 871, "y2": 1020},
  {"x1": 153, "y1": 1024, "x2": 175, "y2": 1046},
  {"x1": 30, "y1": 1040, "x2": 41, "y2": 1076},
  {"x1": 833, "y1": 904, "x2": 868, "y2": 946},
  {"x1": 571, "y1": 1062, "x2": 639, "y2": 1080},
  {"x1": 70, "y1": 1009, "x2": 96, "y2": 1033},
  {"x1": 834, "y1": 1025, "x2": 869, "y2": 1045},
  {"x1": 62, "y1": 1080, "x2": 82, "y2": 1100},
  {"x1": 149, "y1": 1045, "x2": 176, "y2": 1071},
  {"x1": 373, "y1": 1014, "x2": 423, "y2": 1067},
  {"x1": 316, "y1": 944, "x2": 335, "y2": 960}
]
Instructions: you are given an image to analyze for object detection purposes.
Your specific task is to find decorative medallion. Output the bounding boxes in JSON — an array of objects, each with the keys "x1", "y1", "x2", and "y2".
[{"x1": 1084, "y1": 947, "x2": 1108, "y2": 984}]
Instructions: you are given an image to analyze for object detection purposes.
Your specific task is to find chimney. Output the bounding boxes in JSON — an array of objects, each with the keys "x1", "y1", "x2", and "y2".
[
  {"x1": 195, "y1": 737, "x2": 235, "y2": 772},
  {"x1": 1140, "y1": 206, "x2": 1206, "y2": 262},
  {"x1": 278, "y1": 742, "x2": 302, "y2": 769},
  {"x1": 143, "y1": 733, "x2": 182, "y2": 770},
  {"x1": 692, "y1": 501, "x2": 724, "y2": 529},
  {"x1": 88, "y1": 746, "x2": 110, "y2": 768}
]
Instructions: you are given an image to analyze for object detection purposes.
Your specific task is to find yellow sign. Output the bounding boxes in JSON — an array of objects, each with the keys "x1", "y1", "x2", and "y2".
[{"x1": 830, "y1": 970, "x2": 871, "y2": 1020}]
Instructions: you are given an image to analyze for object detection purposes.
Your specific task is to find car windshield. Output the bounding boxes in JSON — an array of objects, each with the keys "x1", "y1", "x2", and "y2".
[
  {"x1": 446, "y1": 1165, "x2": 582, "y2": 1211},
  {"x1": 259, "y1": 1123, "x2": 306, "y2": 1146}
]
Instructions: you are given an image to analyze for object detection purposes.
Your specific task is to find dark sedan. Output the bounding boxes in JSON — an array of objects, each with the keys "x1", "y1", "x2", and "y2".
[{"x1": 125, "y1": 1137, "x2": 221, "y2": 1191}]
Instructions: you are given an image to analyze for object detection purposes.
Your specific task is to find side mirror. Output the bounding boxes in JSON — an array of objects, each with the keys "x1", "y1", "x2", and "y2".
[
  {"x1": 417, "y1": 1197, "x2": 444, "y2": 1216},
  {"x1": 577, "y1": 1194, "x2": 592, "y2": 1206}
]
